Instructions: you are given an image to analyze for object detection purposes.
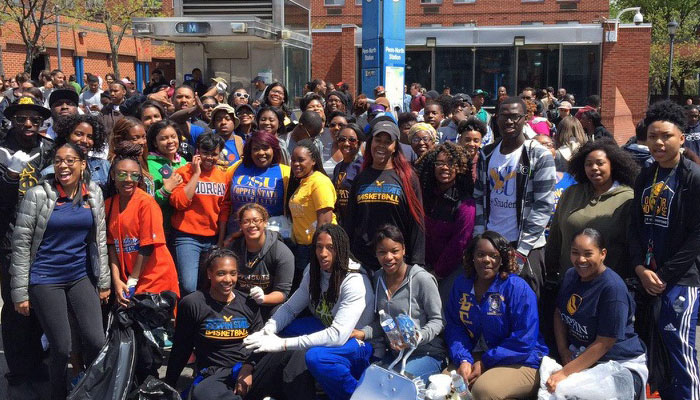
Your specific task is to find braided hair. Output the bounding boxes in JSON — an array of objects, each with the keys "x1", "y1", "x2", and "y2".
[
  {"x1": 104, "y1": 141, "x2": 147, "y2": 198},
  {"x1": 309, "y1": 224, "x2": 355, "y2": 306},
  {"x1": 202, "y1": 247, "x2": 240, "y2": 289},
  {"x1": 414, "y1": 141, "x2": 473, "y2": 198}
]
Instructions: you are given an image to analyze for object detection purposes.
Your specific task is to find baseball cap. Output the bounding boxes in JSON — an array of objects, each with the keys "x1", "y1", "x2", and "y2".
[
  {"x1": 209, "y1": 103, "x2": 240, "y2": 129},
  {"x1": 370, "y1": 120, "x2": 400, "y2": 142},
  {"x1": 235, "y1": 103, "x2": 255, "y2": 115},
  {"x1": 48, "y1": 89, "x2": 79, "y2": 108},
  {"x1": 454, "y1": 93, "x2": 472, "y2": 105},
  {"x1": 374, "y1": 85, "x2": 385, "y2": 96},
  {"x1": 471, "y1": 89, "x2": 489, "y2": 97},
  {"x1": 5, "y1": 96, "x2": 51, "y2": 120},
  {"x1": 558, "y1": 101, "x2": 573, "y2": 110},
  {"x1": 369, "y1": 104, "x2": 386, "y2": 114},
  {"x1": 251, "y1": 76, "x2": 265, "y2": 84}
]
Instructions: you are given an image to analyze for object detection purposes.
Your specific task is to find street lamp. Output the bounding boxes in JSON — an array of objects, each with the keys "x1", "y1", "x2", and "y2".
[
  {"x1": 666, "y1": 19, "x2": 679, "y2": 100},
  {"x1": 54, "y1": 5, "x2": 61, "y2": 70}
]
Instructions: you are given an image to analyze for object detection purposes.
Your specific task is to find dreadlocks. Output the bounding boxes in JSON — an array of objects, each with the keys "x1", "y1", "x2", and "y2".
[
  {"x1": 414, "y1": 141, "x2": 473, "y2": 198},
  {"x1": 309, "y1": 224, "x2": 355, "y2": 306}
]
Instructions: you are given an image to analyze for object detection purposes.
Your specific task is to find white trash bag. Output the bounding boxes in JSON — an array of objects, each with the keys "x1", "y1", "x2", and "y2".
[{"x1": 538, "y1": 356, "x2": 635, "y2": 400}]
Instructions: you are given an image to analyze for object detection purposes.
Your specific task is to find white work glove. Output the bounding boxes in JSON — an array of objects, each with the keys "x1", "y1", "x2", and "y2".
[
  {"x1": 262, "y1": 319, "x2": 277, "y2": 336},
  {"x1": 249, "y1": 286, "x2": 265, "y2": 305},
  {"x1": 216, "y1": 82, "x2": 227, "y2": 93},
  {"x1": 244, "y1": 332, "x2": 286, "y2": 353},
  {"x1": 1, "y1": 149, "x2": 39, "y2": 173},
  {"x1": 126, "y1": 276, "x2": 139, "y2": 288}
]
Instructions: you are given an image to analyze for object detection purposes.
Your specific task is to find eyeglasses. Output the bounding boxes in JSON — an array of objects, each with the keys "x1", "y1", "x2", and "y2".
[
  {"x1": 53, "y1": 157, "x2": 80, "y2": 167},
  {"x1": 411, "y1": 136, "x2": 433, "y2": 144},
  {"x1": 115, "y1": 171, "x2": 142, "y2": 181},
  {"x1": 240, "y1": 217, "x2": 264, "y2": 227},
  {"x1": 498, "y1": 113, "x2": 526, "y2": 122},
  {"x1": 329, "y1": 122, "x2": 347, "y2": 129},
  {"x1": 338, "y1": 136, "x2": 358, "y2": 144},
  {"x1": 13, "y1": 115, "x2": 44, "y2": 126},
  {"x1": 202, "y1": 103, "x2": 217, "y2": 109},
  {"x1": 435, "y1": 160, "x2": 455, "y2": 168},
  {"x1": 234, "y1": 92, "x2": 250, "y2": 99}
]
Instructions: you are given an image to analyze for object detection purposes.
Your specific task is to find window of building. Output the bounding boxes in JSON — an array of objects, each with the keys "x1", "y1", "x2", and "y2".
[
  {"x1": 556, "y1": 20, "x2": 580, "y2": 24},
  {"x1": 355, "y1": 0, "x2": 361, "y2": 4},
  {"x1": 420, "y1": 0, "x2": 443, "y2": 4},
  {"x1": 474, "y1": 48, "x2": 514, "y2": 106},
  {"x1": 561, "y1": 45, "x2": 601, "y2": 102},
  {"x1": 324, "y1": 0, "x2": 344, "y2": 6},
  {"x1": 521, "y1": 21, "x2": 545, "y2": 25},
  {"x1": 406, "y1": 51, "x2": 433, "y2": 91},
  {"x1": 454, "y1": 0, "x2": 476, "y2": 3},
  {"x1": 420, "y1": 23, "x2": 443, "y2": 27},
  {"x1": 435, "y1": 48, "x2": 474, "y2": 95},
  {"x1": 453, "y1": 22, "x2": 477, "y2": 27},
  {"x1": 516, "y1": 48, "x2": 559, "y2": 94}
]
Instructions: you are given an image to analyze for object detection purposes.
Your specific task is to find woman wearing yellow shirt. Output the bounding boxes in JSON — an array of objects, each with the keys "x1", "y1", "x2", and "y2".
[{"x1": 286, "y1": 139, "x2": 337, "y2": 288}]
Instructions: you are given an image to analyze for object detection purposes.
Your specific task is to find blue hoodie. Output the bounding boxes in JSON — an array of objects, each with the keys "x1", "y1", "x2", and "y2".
[{"x1": 444, "y1": 273, "x2": 547, "y2": 369}]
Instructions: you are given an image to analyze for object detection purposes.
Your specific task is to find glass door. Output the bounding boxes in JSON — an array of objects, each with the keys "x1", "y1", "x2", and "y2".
[{"x1": 516, "y1": 47, "x2": 559, "y2": 94}]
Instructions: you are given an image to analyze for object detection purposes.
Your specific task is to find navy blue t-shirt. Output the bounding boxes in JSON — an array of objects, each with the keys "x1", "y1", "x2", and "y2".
[
  {"x1": 332, "y1": 156, "x2": 363, "y2": 224},
  {"x1": 639, "y1": 166, "x2": 677, "y2": 268},
  {"x1": 31, "y1": 198, "x2": 93, "y2": 284},
  {"x1": 556, "y1": 268, "x2": 645, "y2": 362}
]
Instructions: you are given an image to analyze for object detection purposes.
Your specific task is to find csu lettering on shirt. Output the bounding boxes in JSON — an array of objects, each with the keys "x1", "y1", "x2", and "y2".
[{"x1": 197, "y1": 181, "x2": 227, "y2": 196}]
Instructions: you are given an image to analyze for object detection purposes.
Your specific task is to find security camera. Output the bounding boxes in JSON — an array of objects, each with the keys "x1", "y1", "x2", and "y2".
[{"x1": 633, "y1": 11, "x2": 644, "y2": 25}]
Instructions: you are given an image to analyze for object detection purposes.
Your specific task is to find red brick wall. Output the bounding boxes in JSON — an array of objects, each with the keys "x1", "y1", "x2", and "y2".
[
  {"x1": 600, "y1": 25, "x2": 652, "y2": 143},
  {"x1": 311, "y1": 31, "x2": 344, "y2": 85},
  {"x1": 311, "y1": 0, "x2": 609, "y2": 27},
  {"x1": 0, "y1": 18, "x2": 174, "y2": 82}
]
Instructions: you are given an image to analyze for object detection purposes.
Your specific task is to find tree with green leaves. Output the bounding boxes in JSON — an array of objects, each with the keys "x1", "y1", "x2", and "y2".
[
  {"x1": 68, "y1": 0, "x2": 161, "y2": 79},
  {"x1": 612, "y1": 0, "x2": 700, "y2": 98},
  {"x1": 0, "y1": 0, "x2": 65, "y2": 73}
]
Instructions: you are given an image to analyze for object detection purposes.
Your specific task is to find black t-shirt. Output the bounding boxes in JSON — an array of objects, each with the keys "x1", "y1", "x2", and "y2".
[
  {"x1": 165, "y1": 290, "x2": 263, "y2": 384},
  {"x1": 557, "y1": 268, "x2": 645, "y2": 362},
  {"x1": 345, "y1": 167, "x2": 425, "y2": 270},
  {"x1": 640, "y1": 167, "x2": 678, "y2": 268},
  {"x1": 332, "y1": 157, "x2": 363, "y2": 225}
]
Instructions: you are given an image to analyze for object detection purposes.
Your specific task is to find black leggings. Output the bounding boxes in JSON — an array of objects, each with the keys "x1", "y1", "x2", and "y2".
[{"x1": 29, "y1": 276, "x2": 106, "y2": 400}]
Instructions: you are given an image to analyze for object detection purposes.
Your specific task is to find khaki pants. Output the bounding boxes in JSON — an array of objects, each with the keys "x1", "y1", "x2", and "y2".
[{"x1": 470, "y1": 365, "x2": 539, "y2": 400}]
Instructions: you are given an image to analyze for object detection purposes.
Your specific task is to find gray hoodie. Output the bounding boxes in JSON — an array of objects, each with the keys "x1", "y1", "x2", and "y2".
[
  {"x1": 232, "y1": 229, "x2": 294, "y2": 298},
  {"x1": 361, "y1": 264, "x2": 446, "y2": 359}
]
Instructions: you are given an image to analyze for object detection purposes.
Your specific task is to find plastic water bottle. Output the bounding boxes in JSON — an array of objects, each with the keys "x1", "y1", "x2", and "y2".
[
  {"x1": 450, "y1": 370, "x2": 473, "y2": 400},
  {"x1": 379, "y1": 310, "x2": 404, "y2": 348}
]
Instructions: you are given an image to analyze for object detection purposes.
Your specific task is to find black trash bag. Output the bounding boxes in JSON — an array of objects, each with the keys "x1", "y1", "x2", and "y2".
[
  {"x1": 68, "y1": 291, "x2": 178, "y2": 400},
  {"x1": 632, "y1": 287, "x2": 671, "y2": 393},
  {"x1": 129, "y1": 291, "x2": 178, "y2": 382},
  {"x1": 128, "y1": 376, "x2": 182, "y2": 400},
  {"x1": 67, "y1": 310, "x2": 137, "y2": 400}
]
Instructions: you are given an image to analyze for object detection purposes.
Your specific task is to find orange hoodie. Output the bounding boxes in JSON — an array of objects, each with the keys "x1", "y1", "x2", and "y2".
[{"x1": 170, "y1": 164, "x2": 231, "y2": 236}]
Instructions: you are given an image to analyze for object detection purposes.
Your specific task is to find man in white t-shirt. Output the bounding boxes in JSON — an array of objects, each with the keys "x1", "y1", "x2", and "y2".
[
  {"x1": 79, "y1": 75, "x2": 103, "y2": 115},
  {"x1": 473, "y1": 96, "x2": 556, "y2": 297}
]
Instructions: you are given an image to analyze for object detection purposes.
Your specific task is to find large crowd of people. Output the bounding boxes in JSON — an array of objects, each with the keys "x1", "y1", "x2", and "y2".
[{"x1": 0, "y1": 68, "x2": 698, "y2": 400}]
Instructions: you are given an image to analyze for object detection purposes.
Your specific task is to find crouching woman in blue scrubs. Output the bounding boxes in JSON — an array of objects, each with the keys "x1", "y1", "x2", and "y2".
[
  {"x1": 547, "y1": 228, "x2": 648, "y2": 399},
  {"x1": 445, "y1": 230, "x2": 548, "y2": 400},
  {"x1": 243, "y1": 223, "x2": 375, "y2": 400}
]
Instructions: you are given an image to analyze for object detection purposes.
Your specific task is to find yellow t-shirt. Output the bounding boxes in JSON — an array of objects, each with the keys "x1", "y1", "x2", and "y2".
[{"x1": 289, "y1": 171, "x2": 337, "y2": 245}]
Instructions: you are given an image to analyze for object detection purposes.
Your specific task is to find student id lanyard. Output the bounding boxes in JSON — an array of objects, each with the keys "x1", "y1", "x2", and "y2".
[{"x1": 645, "y1": 165, "x2": 677, "y2": 270}]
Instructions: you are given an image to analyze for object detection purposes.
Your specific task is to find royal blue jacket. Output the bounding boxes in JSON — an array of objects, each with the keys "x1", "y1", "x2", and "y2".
[{"x1": 444, "y1": 273, "x2": 548, "y2": 369}]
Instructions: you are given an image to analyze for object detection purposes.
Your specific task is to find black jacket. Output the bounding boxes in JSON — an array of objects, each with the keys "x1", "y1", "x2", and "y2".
[{"x1": 629, "y1": 155, "x2": 700, "y2": 286}]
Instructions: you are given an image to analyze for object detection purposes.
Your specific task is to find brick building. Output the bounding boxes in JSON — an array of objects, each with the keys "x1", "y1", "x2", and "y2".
[
  {"x1": 310, "y1": 0, "x2": 651, "y2": 143},
  {"x1": 0, "y1": 18, "x2": 175, "y2": 91}
]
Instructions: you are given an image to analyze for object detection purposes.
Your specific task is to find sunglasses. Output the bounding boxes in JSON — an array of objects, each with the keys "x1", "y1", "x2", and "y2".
[
  {"x1": 13, "y1": 115, "x2": 44, "y2": 126},
  {"x1": 338, "y1": 136, "x2": 358, "y2": 144},
  {"x1": 202, "y1": 103, "x2": 217, "y2": 109},
  {"x1": 234, "y1": 92, "x2": 250, "y2": 99},
  {"x1": 115, "y1": 171, "x2": 142, "y2": 182}
]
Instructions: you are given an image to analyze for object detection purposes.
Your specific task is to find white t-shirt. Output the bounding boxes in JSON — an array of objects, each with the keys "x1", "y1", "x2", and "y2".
[
  {"x1": 79, "y1": 89, "x2": 104, "y2": 114},
  {"x1": 487, "y1": 142, "x2": 523, "y2": 242}
]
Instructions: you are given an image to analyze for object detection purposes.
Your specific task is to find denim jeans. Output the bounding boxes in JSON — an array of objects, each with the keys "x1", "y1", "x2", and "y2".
[
  {"x1": 381, "y1": 353, "x2": 444, "y2": 385},
  {"x1": 173, "y1": 230, "x2": 217, "y2": 295}
]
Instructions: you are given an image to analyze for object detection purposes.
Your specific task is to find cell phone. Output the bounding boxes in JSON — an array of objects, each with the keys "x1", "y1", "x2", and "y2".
[{"x1": 159, "y1": 164, "x2": 173, "y2": 179}]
